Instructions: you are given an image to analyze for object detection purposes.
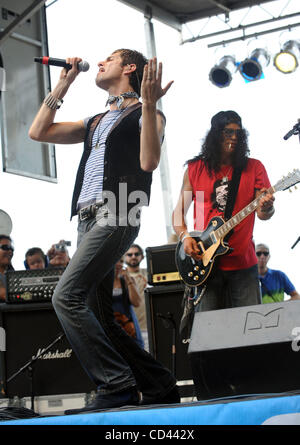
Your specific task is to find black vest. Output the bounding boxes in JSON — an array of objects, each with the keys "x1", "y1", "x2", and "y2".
[{"x1": 70, "y1": 103, "x2": 154, "y2": 218}]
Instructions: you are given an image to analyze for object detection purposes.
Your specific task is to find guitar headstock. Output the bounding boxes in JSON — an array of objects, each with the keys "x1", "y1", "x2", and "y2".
[{"x1": 273, "y1": 169, "x2": 300, "y2": 192}]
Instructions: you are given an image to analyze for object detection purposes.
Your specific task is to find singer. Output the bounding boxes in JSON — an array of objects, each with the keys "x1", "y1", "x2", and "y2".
[
  {"x1": 172, "y1": 111, "x2": 275, "y2": 320},
  {"x1": 29, "y1": 50, "x2": 179, "y2": 414}
]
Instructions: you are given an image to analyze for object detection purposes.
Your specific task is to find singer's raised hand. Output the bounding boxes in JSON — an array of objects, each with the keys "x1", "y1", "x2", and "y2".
[
  {"x1": 59, "y1": 57, "x2": 82, "y2": 84},
  {"x1": 29, "y1": 55, "x2": 86, "y2": 144},
  {"x1": 141, "y1": 58, "x2": 173, "y2": 105}
]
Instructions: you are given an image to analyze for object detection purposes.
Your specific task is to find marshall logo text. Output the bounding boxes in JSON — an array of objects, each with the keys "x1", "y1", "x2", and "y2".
[{"x1": 32, "y1": 348, "x2": 73, "y2": 360}]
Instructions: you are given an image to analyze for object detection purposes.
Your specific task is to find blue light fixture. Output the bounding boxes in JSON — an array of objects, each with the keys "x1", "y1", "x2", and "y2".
[{"x1": 238, "y1": 48, "x2": 270, "y2": 81}]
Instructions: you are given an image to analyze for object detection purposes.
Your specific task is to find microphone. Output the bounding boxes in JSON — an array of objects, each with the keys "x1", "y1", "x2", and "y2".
[{"x1": 34, "y1": 56, "x2": 89, "y2": 72}]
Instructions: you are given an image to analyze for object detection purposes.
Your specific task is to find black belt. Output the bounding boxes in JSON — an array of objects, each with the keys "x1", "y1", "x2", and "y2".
[{"x1": 78, "y1": 203, "x2": 104, "y2": 221}]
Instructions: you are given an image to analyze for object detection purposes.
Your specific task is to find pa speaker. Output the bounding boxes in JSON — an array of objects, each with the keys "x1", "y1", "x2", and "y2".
[
  {"x1": 188, "y1": 300, "x2": 300, "y2": 400},
  {"x1": 0, "y1": 302, "x2": 96, "y2": 398},
  {"x1": 145, "y1": 284, "x2": 193, "y2": 382}
]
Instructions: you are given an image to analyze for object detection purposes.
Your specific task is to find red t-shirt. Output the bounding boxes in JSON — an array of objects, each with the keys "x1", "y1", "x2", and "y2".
[{"x1": 188, "y1": 158, "x2": 271, "y2": 270}]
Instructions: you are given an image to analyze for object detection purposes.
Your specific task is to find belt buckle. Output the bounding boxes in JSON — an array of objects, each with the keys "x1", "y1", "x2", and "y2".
[{"x1": 79, "y1": 206, "x2": 91, "y2": 221}]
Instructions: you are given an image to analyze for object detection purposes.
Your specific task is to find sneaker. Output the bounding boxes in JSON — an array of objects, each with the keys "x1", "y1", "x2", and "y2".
[{"x1": 65, "y1": 387, "x2": 139, "y2": 415}]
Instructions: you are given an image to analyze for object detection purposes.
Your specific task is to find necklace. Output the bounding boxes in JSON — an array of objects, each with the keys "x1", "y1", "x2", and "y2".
[
  {"x1": 106, "y1": 91, "x2": 139, "y2": 109},
  {"x1": 94, "y1": 111, "x2": 122, "y2": 150},
  {"x1": 220, "y1": 165, "x2": 232, "y2": 184}
]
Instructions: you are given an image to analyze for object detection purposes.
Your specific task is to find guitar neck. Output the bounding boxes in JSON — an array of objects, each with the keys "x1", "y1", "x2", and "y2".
[{"x1": 216, "y1": 185, "x2": 275, "y2": 239}]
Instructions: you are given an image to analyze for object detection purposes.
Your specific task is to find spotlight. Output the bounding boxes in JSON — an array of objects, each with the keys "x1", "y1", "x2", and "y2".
[
  {"x1": 209, "y1": 55, "x2": 237, "y2": 88},
  {"x1": 274, "y1": 40, "x2": 300, "y2": 74},
  {"x1": 238, "y1": 48, "x2": 270, "y2": 81}
]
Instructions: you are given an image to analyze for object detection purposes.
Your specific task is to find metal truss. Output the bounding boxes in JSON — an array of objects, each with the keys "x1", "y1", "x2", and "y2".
[
  {"x1": 181, "y1": 0, "x2": 300, "y2": 47},
  {"x1": 0, "y1": 0, "x2": 47, "y2": 45}
]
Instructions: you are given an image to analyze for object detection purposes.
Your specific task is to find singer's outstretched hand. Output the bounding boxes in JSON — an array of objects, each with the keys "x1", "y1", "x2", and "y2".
[{"x1": 140, "y1": 57, "x2": 173, "y2": 105}]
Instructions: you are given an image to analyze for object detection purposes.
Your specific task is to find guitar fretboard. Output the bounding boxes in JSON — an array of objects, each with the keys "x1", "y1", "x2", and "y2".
[{"x1": 215, "y1": 185, "x2": 274, "y2": 239}]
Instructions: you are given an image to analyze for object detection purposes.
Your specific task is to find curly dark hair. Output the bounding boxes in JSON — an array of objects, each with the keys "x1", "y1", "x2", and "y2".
[
  {"x1": 113, "y1": 49, "x2": 148, "y2": 97},
  {"x1": 186, "y1": 111, "x2": 250, "y2": 175}
]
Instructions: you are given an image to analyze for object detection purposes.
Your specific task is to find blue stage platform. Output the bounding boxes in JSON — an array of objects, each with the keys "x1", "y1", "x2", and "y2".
[{"x1": 1, "y1": 392, "x2": 300, "y2": 426}]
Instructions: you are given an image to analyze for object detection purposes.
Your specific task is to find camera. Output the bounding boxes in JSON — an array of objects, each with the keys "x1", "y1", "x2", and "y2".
[{"x1": 54, "y1": 240, "x2": 71, "y2": 252}]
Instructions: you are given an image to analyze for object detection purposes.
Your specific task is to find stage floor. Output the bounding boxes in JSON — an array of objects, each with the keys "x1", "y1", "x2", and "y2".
[{"x1": 1, "y1": 391, "x2": 300, "y2": 426}]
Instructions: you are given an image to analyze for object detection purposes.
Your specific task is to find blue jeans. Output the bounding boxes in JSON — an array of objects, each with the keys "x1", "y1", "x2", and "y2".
[
  {"x1": 52, "y1": 205, "x2": 176, "y2": 397},
  {"x1": 195, "y1": 264, "x2": 261, "y2": 312}
]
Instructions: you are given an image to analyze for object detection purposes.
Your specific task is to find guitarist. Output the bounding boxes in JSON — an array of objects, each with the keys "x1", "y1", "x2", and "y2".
[{"x1": 172, "y1": 110, "x2": 275, "y2": 311}]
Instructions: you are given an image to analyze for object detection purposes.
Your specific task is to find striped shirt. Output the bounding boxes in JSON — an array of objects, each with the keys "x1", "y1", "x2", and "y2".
[{"x1": 77, "y1": 110, "x2": 125, "y2": 210}]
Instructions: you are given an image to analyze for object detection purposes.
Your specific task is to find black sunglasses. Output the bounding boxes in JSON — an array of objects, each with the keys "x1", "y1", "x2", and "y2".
[
  {"x1": 223, "y1": 128, "x2": 243, "y2": 137},
  {"x1": 0, "y1": 244, "x2": 14, "y2": 252},
  {"x1": 126, "y1": 252, "x2": 141, "y2": 257},
  {"x1": 256, "y1": 251, "x2": 269, "y2": 257}
]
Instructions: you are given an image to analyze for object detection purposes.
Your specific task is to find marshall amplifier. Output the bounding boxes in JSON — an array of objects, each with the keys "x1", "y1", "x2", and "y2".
[
  {"x1": 0, "y1": 302, "x2": 96, "y2": 398},
  {"x1": 5, "y1": 268, "x2": 65, "y2": 304},
  {"x1": 146, "y1": 243, "x2": 181, "y2": 286}
]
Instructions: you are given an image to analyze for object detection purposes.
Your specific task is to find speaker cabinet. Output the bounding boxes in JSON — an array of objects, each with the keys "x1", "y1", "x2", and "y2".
[
  {"x1": 0, "y1": 302, "x2": 96, "y2": 398},
  {"x1": 145, "y1": 284, "x2": 193, "y2": 382},
  {"x1": 188, "y1": 301, "x2": 300, "y2": 400}
]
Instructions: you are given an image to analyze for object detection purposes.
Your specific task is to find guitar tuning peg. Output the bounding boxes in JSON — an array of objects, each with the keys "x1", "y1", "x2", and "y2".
[
  {"x1": 289, "y1": 189, "x2": 292, "y2": 193},
  {"x1": 295, "y1": 185, "x2": 298, "y2": 190}
]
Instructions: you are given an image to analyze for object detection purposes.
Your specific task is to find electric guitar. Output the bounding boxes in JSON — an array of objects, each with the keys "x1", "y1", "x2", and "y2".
[{"x1": 175, "y1": 169, "x2": 300, "y2": 287}]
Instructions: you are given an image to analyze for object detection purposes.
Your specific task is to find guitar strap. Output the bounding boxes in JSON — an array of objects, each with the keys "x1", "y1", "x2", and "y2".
[{"x1": 224, "y1": 167, "x2": 243, "y2": 221}]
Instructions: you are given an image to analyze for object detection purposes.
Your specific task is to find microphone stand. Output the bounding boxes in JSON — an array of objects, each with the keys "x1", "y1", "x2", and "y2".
[
  {"x1": 6, "y1": 332, "x2": 65, "y2": 412},
  {"x1": 291, "y1": 237, "x2": 300, "y2": 250},
  {"x1": 284, "y1": 121, "x2": 300, "y2": 256},
  {"x1": 157, "y1": 312, "x2": 176, "y2": 377},
  {"x1": 283, "y1": 120, "x2": 300, "y2": 141}
]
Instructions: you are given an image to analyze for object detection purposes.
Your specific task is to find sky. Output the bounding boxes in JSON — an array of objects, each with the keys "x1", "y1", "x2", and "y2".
[{"x1": 1, "y1": 0, "x2": 300, "y2": 294}]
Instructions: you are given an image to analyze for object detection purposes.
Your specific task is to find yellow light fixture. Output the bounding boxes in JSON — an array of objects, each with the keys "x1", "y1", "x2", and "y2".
[{"x1": 274, "y1": 40, "x2": 300, "y2": 74}]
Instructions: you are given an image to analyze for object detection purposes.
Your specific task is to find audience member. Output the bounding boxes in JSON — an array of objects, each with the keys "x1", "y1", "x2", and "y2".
[
  {"x1": 256, "y1": 243, "x2": 300, "y2": 303},
  {"x1": 47, "y1": 240, "x2": 70, "y2": 268},
  {"x1": 113, "y1": 258, "x2": 144, "y2": 349},
  {"x1": 124, "y1": 244, "x2": 148, "y2": 350},
  {"x1": 0, "y1": 235, "x2": 14, "y2": 301},
  {"x1": 24, "y1": 247, "x2": 48, "y2": 270}
]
